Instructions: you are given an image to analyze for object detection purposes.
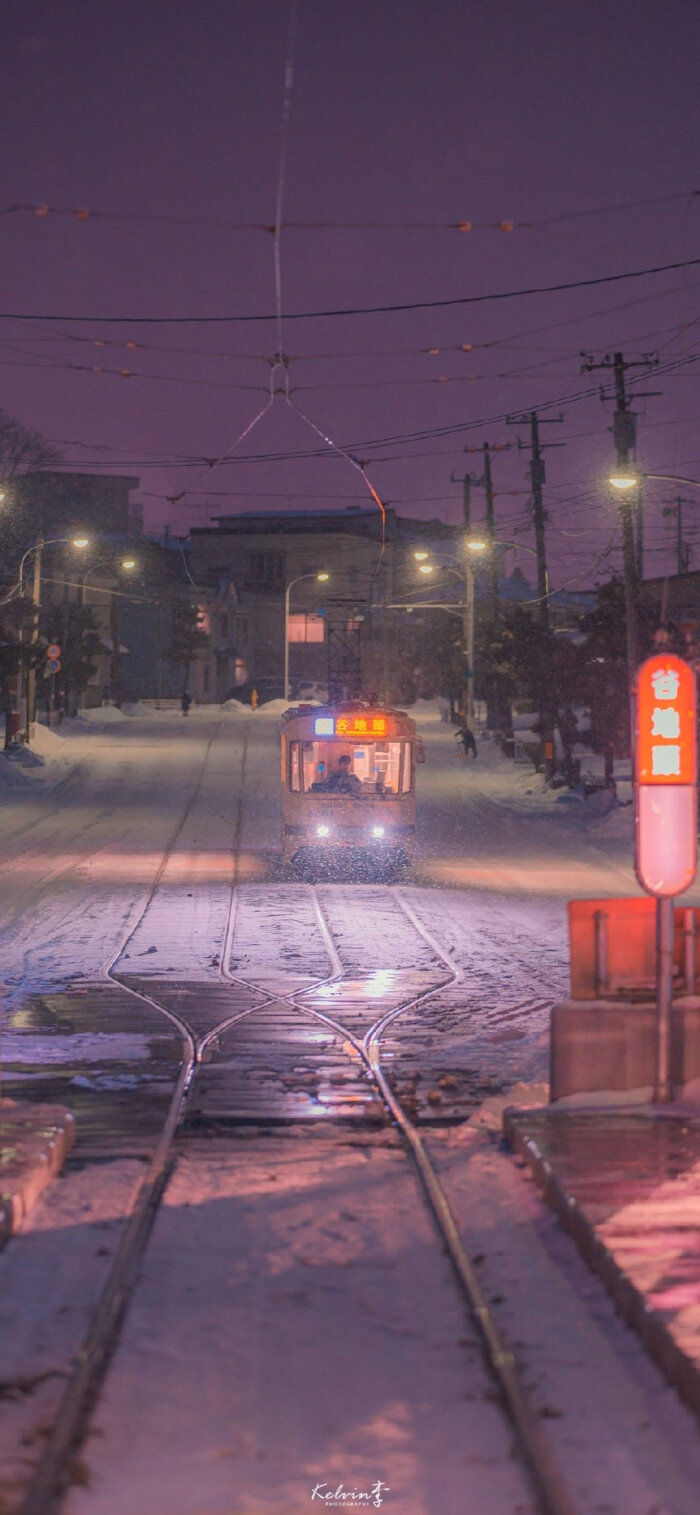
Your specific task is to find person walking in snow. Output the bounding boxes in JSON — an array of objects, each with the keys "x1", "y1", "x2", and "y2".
[
  {"x1": 456, "y1": 723, "x2": 477, "y2": 759},
  {"x1": 181, "y1": 690, "x2": 192, "y2": 717}
]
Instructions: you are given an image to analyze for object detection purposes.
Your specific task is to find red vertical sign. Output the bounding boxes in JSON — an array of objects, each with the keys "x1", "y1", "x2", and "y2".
[{"x1": 635, "y1": 654, "x2": 697, "y2": 896}]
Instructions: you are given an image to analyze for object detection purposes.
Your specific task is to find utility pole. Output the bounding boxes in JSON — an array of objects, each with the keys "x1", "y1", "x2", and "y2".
[
  {"x1": 25, "y1": 534, "x2": 43, "y2": 741},
  {"x1": 450, "y1": 470, "x2": 472, "y2": 533},
  {"x1": 581, "y1": 350, "x2": 659, "y2": 686},
  {"x1": 450, "y1": 470, "x2": 474, "y2": 718},
  {"x1": 480, "y1": 444, "x2": 500, "y2": 627},
  {"x1": 110, "y1": 592, "x2": 123, "y2": 709},
  {"x1": 662, "y1": 497, "x2": 691, "y2": 575},
  {"x1": 506, "y1": 412, "x2": 564, "y2": 778},
  {"x1": 634, "y1": 479, "x2": 644, "y2": 581}
]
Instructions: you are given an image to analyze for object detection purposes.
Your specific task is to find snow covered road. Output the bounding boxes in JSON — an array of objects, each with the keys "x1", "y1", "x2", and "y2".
[{"x1": 1, "y1": 703, "x2": 699, "y2": 1515}]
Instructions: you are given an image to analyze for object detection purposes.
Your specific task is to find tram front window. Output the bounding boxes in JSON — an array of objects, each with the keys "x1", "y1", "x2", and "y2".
[{"x1": 290, "y1": 740, "x2": 408, "y2": 798}]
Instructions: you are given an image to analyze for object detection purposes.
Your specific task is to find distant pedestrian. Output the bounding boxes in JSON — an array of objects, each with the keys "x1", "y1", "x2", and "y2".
[
  {"x1": 416, "y1": 735, "x2": 426, "y2": 763},
  {"x1": 251, "y1": 687, "x2": 259, "y2": 710},
  {"x1": 181, "y1": 690, "x2": 192, "y2": 717},
  {"x1": 456, "y1": 724, "x2": 477, "y2": 759}
]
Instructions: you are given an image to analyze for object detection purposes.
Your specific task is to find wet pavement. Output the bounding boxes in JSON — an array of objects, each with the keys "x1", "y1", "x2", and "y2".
[
  {"x1": 504, "y1": 1105, "x2": 700, "y2": 1420},
  {"x1": 2, "y1": 984, "x2": 183, "y2": 1165}
]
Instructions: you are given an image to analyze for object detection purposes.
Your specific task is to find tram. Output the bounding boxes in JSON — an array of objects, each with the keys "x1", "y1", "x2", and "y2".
[{"x1": 281, "y1": 703, "x2": 417, "y2": 878}]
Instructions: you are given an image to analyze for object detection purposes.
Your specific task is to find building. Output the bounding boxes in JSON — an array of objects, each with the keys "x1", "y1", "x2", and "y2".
[{"x1": 189, "y1": 506, "x2": 456, "y2": 702}]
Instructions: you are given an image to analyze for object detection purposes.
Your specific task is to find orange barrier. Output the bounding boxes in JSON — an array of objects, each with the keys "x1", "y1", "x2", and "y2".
[{"x1": 568, "y1": 898, "x2": 699, "y2": 1000}]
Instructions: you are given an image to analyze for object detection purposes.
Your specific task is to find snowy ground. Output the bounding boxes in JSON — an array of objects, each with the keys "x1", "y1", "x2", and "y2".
[{"x1": 1, "y1": 701, "x2": 699, "y2": 1515}]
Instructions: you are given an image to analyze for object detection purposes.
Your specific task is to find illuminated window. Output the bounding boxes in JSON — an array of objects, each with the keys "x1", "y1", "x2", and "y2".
[
  {"x1": 287, "y1": 614, "x2": 325, "y2": 644},
  {"x1": 289, "y1": 742, "x2": 301, "y2": 791}
]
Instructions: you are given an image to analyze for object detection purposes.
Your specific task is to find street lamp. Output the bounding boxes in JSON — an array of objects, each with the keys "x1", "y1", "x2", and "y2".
[
  {"x1": 20, "y1": 535, "x2": 91, "y2": 738},
  {"x1": 609, "y1": 469, "x2": 700, "y2": 493},
  {"x1": 412, "y1": 557, "x2": 476, "y2": 720},
  {"x1": 606, "y1": 468, "x2": 700, "y2": 681},
  {"x1": 467, "y1": 536, "x2": 550, "y2": 598},
  {"x1": 80, "y1": 556, "x2": 139, "y2": 710},
  {"x1": 284, "y1": 571, "x2": 330, "y2": 702}
]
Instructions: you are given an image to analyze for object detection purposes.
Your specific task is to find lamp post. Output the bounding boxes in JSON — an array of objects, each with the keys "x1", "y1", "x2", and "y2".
[
  {"x1": 19, "y1": 535, "x2": 90, "y2": 739},
  {"x1": 608, "y1": 469, "x2": 700, "y2": 678},
  {"x1": 284, "y1": 572, "x2": 329, "y2": 702},
  {"x1": 70, "y1": 553, "x2": 138, "y2": 711},
  {"x1": 415, "y1": 556, "x2": 476, "y2": 720},
  {"x1": 468, "y1": 536, "x2": 550, "y2": 598}
]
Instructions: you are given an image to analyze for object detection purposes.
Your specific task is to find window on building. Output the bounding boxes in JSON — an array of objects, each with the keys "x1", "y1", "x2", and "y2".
[
  {"x1": 244, "y1": 550, "x2": 285, "y2": 591},
  {"x1": 287, "y1": 613, "x2": 325, "y2": 644}
]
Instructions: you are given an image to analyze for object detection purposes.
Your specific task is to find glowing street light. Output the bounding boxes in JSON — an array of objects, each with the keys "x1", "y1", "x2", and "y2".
[
  {"x1": 608, "y1": 470, "x2": 640, "y2": 492},
  {"x1": 284, "y1": 571, "x2": 331, "y2": 701},
  {"x1": 418, "y1": 563, "x2": 434, "y2": 576},
  {"x1": 413, "y1": 549, "x2": 430, "y2": 562},
  {"x1": 608, "y1": 468, "x2": 700, "y2": 494}
]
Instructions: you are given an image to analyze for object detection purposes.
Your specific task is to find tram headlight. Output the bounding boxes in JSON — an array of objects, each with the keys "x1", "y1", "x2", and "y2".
[
  {"x1": 371, "y1": 825, "x2": 385, "y2": 839},
  {"x1": 316, "y1": 824, "x2": 330, "y2": 838}
]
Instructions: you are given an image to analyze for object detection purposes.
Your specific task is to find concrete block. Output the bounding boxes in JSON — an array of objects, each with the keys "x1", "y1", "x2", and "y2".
[
  {"x1": 0, "y1": 1099, "x2": 75, "y2": 1244},
  {"x1": 550, "y1": 997, "x2": 700, "y2": 1101}
]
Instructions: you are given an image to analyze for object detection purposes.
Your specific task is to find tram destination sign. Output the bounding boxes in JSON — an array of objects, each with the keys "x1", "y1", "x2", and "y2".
[
  {"x1": 634, "y1": 653, "x2": 697, "y2": 897},
  {"x1": 314, "y1": 714, "x2": 388, "y2": 738}
]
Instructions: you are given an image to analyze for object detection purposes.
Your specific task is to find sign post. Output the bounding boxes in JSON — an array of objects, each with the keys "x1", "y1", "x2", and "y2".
[{"x1": 634, "y1": 654, "x2": 697, "y2": 1101}]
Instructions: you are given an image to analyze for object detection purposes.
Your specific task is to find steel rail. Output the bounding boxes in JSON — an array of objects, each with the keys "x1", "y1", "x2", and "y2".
[
  {"x1": 288, "y1": 886, "x2": 579, "y2": 1515},
  {"x1": 19, "y1": 720, "x2": 254, "y2": 1515},
  {"x1": 21, "y1": 760, "x2": 575, "y2": 1515}
]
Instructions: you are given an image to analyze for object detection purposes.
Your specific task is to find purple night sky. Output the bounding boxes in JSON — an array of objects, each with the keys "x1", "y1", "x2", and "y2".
[{"x1": 1, "y1": 0, "x2": 699, "y2": 587}]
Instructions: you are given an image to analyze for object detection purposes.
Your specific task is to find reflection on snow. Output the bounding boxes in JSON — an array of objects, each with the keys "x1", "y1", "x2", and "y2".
[
  {"x1": 1, "y1": 1032, "x2": 152, "y2": 1063},
  {"x1": 313, "y1": 970, "x2": 399, "y2": 1001}
]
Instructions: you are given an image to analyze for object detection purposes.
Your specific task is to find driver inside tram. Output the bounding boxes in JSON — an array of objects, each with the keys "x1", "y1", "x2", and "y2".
[{"x1": 325, "y1": 753, "x2": 362, "y2": 797}]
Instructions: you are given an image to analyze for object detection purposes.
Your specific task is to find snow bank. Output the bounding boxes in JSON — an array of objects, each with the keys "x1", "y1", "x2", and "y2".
[
  {"x1": 409, "y1": 698, "x2": 448, "y2": 724},
  {"x1": 76, "y1": 705, "x2": 129, "y2": 724},
  {"x1": 30, "y1": 723, "x2": 72, "y2": 758}
]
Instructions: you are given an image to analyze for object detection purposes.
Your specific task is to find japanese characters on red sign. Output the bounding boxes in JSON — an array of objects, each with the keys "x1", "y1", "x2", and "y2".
[
  {"x1": 335, "y1": 715, "x2": 388, "y2": 738},
  {"x1": 635, "y1": 655, "x2": 697, "y2": 786}
]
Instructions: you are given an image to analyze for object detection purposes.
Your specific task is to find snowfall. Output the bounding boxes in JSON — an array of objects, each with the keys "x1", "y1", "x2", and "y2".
[{"x1": 1, "y1": 700, "x2": 699, "y2": 1515}]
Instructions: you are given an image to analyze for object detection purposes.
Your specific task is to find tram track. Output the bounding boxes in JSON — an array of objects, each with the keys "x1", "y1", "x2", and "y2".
[{"x1": 17, "y1": 722, "x2": 580, "y2": 1515}]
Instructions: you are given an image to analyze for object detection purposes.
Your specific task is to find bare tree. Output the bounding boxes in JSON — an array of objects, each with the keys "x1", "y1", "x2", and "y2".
[{"x1": 0, "y1": 408, "x2": 59, "y2": 480}]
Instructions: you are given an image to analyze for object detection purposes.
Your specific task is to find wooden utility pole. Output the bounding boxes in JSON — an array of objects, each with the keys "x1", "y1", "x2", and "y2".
[
  {"x1": 581, "y1": 350, "x2": 659, "y2": 685},
  {"x1": 481, "y1": 444, "x2": 500, "y2": 627},
  {"x1": 450, "y1": 470, "x2": 474, "y2": 717},
  {"x1": 110, "y1": 593, "x2": 123, "y2": 709},
  {"x1": 506, "y1": 412, "x2": 564, "y2": 777},
  {"x1": 634, "y1": 479, "x2": 644, "y2": 581},
  {"x1": 25, "y1": 534, "x2": 43, "y2": 741},
  {"x1": 450, "y1": 470, "x2": 472, "y2": 533}
]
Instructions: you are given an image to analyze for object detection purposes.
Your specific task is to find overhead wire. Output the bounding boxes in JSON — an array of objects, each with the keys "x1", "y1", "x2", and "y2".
[
  {"x1": 1, "y1": 184, "x2": 696, "y2": 234},
  {"x1": 2, "y1": 253, "x2": 700, "y2": 325}
]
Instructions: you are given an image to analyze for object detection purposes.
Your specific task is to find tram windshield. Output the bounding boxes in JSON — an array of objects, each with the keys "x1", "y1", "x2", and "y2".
[{"x1": 289, "y1": 740, "x2": 411, "y2": 798}]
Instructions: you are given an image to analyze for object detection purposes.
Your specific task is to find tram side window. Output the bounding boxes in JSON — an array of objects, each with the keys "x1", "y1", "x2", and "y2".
[
  {"x1": 289, "y1": 742, "x2": 301, "y2": 792},
  {"x1": 400, "y1": 741, "x2": 412, "y2": 793}
]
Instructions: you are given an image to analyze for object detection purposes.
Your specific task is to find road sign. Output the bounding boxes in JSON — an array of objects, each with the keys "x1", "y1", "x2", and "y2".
[
  {"x1": 46, "y1": 643, "x2": 61, "y2": 660},
  {"x1": 635, "y1": 654, "x2": 697, "y2": 897},
  {"x1": 48, "y1": 658, "x2": 61, "y2": 674},
  {"x1": 634, "y1": 653, "x2": 697, "y2": 1103}
]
